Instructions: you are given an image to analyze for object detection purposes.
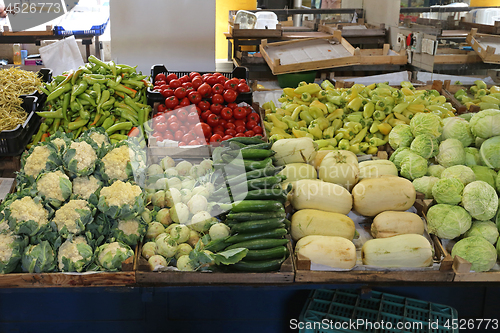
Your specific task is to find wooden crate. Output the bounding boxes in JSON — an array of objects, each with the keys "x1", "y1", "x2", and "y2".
[
  {"x1": 302, "y1": 18, "x2": 319, "y2": 31},
  {"x1": 318, "y1": 22, "x2": 386, "y2": 39},
  {"x1": 228, "y1": 23, "x2": 282, "y2": 38},
  {"x1": 293, "y1": 198, "x2": 455, "y2": 284},
  {"x1": 466, "y1": 28, "x2": 500, "y2": 64},
  {"x1": 0, "y1": 246, "x2": 137, "y2": 288},
  {"x1": 0, "y1": 178, "x2": 15, "y2": 203},
  {"x1": 358, "y1": 44, "x2": 407, "y2": 66},
  {"x1": 441, "y1": 80, "x2": 489, "y2": 114},
  {"x1": 135, "y1": 239, "x2": 294, "y2": 285},
  {"x1": 260, "y1": 31, "x2": 360, "y2": 75},
  {"x1": 433, "y1": 48, "x2": 482, "y2": 65},
  {"x1": 459, "y1": 17, "x2": 500, "y2": 36}
]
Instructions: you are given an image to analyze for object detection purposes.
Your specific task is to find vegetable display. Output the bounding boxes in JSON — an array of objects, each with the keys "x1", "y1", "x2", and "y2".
[{"x1": 30, "y1": 56, "x2": 152, "y2": 148}]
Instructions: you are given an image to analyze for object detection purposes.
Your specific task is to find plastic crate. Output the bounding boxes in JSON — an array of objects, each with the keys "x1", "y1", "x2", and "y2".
[
  {"x1": 0, "y1": 96, "x2": 41, "y2": 156},
  {"x1": 53, "y1": 18, "x2": 109, "y2": 37},
  {"x1": 19, "y1": 68, "x2": 53, "y2": 109},
  {"x1": 299, "y1": 289, "x2": 458, "y2": 333},
  {"x1": 146, "y1": 64, "x2": 252, "y2": 105}
]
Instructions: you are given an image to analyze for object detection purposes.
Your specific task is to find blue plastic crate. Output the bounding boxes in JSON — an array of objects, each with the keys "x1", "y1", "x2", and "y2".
[
  {"x1": 299, "y1": 289, "x2": 458, "y2": 333},
  {"x1": 53, "y1": 18, "x2": 109, "y2": 37}
]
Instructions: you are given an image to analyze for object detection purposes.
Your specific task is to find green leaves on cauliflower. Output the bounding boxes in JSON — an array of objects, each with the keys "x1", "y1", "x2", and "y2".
[
  {"x1": 469, "y1": 109, "x2": 500, "y2": 139},
  {"x1": 110, "y1": 216, "x2": 147, "y2": 247},
  {"x1": 80, "y1": 127, "x2": 110, "y2": 157},
  {"x1": 63, "y1": 140, "x2": 98, "y2": 178},
  {"x1": 427, "y1": 204, "x2": 472, "y2": 239},
  {"x1": 85, "y1": 213, "x2": 112, "y2": 249},
  {"x1": 35, "y1": 169, "x2": 73, "y2": 208},
  {"x1": 98, "y1": 180, "x2": 145, "y2": 220},
  {"x1": 4, "y1": 196, "x2": 50, "y2": 236},
  {"x1": 432, "y1": 178, "x2": 464, "y2": 205},
  {"x1": 96, "y1": 241, "x2": 134, "y2": 271},
  {"x1": 57, "y1": 235, "x2": 94, "y2": 272},
  {"x1": 21, "y1": 240, "x2": 56, "y2": 273},
  {"x1": 452, "y1": 236, "x2": 497, "y2": 272},
  {"x1": 441, "y1": 117, "x2": 474, "y2": 147},
  {"x1": 388, "y1": 124, "x2": 413, "y2": 150},
  {"x1": 52, "y1": 200, "x2": 94, "y2": 238},
  {"x1": 0, "y1": 233, "x2": 27, "y2": 274},
  {"x1": 44, "y1": 131, "x2": 73, "y2": 154},
  {"x1": 462, "y1": 181, "x2": 498, "y2": 221},
  {"x1": 436, "y1": 139, "x2": 466, "y2": 168},
  {"x1": 71, "y1": 175, "x2": 102, "y2": 206},
  {"x1": 410, "y1": 112, "x2": 443, "y2": 139},
  {"x1": 17, "y1": 143, "x2": 61, "y2": 189}
]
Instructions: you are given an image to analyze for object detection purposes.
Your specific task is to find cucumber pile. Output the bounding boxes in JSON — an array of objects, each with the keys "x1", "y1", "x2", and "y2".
[{"x1": 211, "y1": 136, "x2": 291, "y2": 272}]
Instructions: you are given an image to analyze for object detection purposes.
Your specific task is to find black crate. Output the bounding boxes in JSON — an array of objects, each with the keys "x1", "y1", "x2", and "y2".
[
  {"x1": 19, "y1": 68, "x2": 53, "y2": 109},
  {"x1": 0, "y1": 96, "x2": 41, "y2": 156},
  {"x1": 146, "y1": 64, "x2": 252, "y2": 106}
]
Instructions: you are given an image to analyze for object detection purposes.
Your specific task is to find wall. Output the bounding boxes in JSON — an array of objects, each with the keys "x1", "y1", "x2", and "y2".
[{"x1": 109, "y1": 0, "x2": 216, "y2": 74}]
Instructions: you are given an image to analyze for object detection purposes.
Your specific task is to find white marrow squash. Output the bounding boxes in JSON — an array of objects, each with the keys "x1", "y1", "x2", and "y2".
[
  {"x1": 290, "y1": 179, "x2": 353, "y2": 214},
  {"x1": 361, "y1": 234, "x2": 433, "y2": 267},
  {"x1": 271, "y1": 137, "x2": 317, "y2": 166},
  {"x1": 318, "y1": 150, "x2": 359, "y2": 191},
  {"x1": 311, "y1": 151, "x2": 331, "y2": 170},
  {"x1": 352, "y1": 176, "x2": 416, "y2": 216},
  {"x1": 279, "y1": 163, "x2": 317, "y2": 188},
  {"x1": 359, "y1": 160, "x2": 398, "y2": 180},
  {"x1": 371, "y1": 211, "x2": 425, "y2": 238},
  {"x1": 291, "y1": 209, "x2": 356, "y2": 241},
  {"x1": 295, "y1": 235, "x2": 357, "y2": 270}
]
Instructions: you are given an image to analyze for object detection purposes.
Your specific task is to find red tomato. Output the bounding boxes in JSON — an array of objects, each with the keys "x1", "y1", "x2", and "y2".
[
  {"x1": 211, "y1": 94, "x2": 224, "y2": 105},
  {"x1": 169, "y1": 79, "x2": 182, "y2": 89},
  {"x1": 182, "y1": 82, "x2": 193, "y2": 89},
  {"x1": 217, "y1": 76, "x2": 227, "y2": 85},
  {"x1": 195, "y1": 123, "x2": 212, "y2": 138},
  {"x1": 210, "y1": 103, "x2": 223, "y2": 115},
  {"x1": 179, "y1": 125, "x2": 188, "y2": 133},
  {"x1": 198, "y1": 83, "x2": 212, "y2": 98},
  {"x1": 179, "y1": 75, "x2": 190, "y2": 84},
  {"x1": 235, "y1": 133, "x2": 246, "y2": 137},
  {"x1": 160, "y1": 88, "x2": 174, "y2": 98},
  {"x1": 239, "y1": 78, "x2": 247, "y2": 84},
  {"x1": 245, "y1": 130, "x2": 255, "y2": 137},
  {"x1": 225, "y1": 122, "x2": 236, "y2": 130},
  {"x1": 235, "y1": 125, "x2": 246, "y2": 133},
  {"x1": 218, "y1": 119, "x2": 228, "y2": 127},
  {"x1": 237, "y1": 82, "x2": 251, "y2": 93},
  {"x1": 233, "y1": 107, "x2": 247, "y2": 120},
  {"x1": 222, "y1": 135, "x2": 233, "y2": 141},
  {"x1": 247, "y1": 112, "x2": 260, "y2": 123},
  {"x1": 166, "y1": 73, "x2": 178, "y2": 83},
  {"x1": 174, "y1": 130, "x2": 184, "y2": 141},
  {"x1": 223, "y1": 89, "x2": 238, "y2": 103},
  {"x1": 178, "y1": 142, "x2": 187, "y2": 146},
  {"x1": 225, "y1": 129, "x2": 237, "y2": 137},
  {"x1": 188, "y1": 140, "x2": 200, "y2": 146},
  {"x1": 187, "y1": 111, "x2": 199, "y2": 124},
  {"x1": 174, "y1": 87, "x2": 188, "y2": 99},
  {"x1": 220, "y1": 107, "x2": 233, "y2": 120},
  {"x1": 212, "y1": 84, "x2": 224, "y2": 95},
  {"x1": 165, "y1": 96, "x2": 179, "y2": 109},
  {"x1": 234, "y1": 119, "x2": 246, "y2": 128},
  {"x1": 227, "y1": 118, "x2": 235, "y2": 123},
  {"x1": 210, "y1": 133, "x2": 223, "y2": 143},
  {"x1": 227, "y1": 102, "x2": 238, "y2": 109},
  {"x1": 244, "y1": 106, "x2": 253, "y2": 116},
  {"x1": 164, "y1": 131, "x2": 174, "y2": 140},
  {"x1": 176, "y1": 109, "x2": 189, "y2": 122},
  {"x1": 224, "y1": 78, "x2": 239, "y2": 90},
  {"x1": 155, "y1": 73, "x2": 167, "y2": 83},
  {"x1": 182, "y1": 133, "x2": 192, "y2": 143},
  {"x1": 191, "y1": 77, "x2": 203, "y2": 90},
  {"x1": 246, "y1": 120, "x2": 257, "y2": 129},
  {"x1": 187, "y1": 91, "x2": 202, "y2": 104},
  {"x1": 206, "y1": 114, "x2": 220, "y2": 127},
  {"x1": 253, "y1": 125, "x2": 263, "y2": 134},
  {"x1": 168, "y1": 122, "x2": 179, "y2": 132},
  {"x1": 189, "y1": 72, "x2": 201, "y2": 79},
  {"x1": 151, "y1": 131, "x2": 163, "y2": 140},
  {"x1": 155, "y1": 122, "x2": 168, "y2": 132},
  {"x1": 206, "y1": 75, "x2": 218, "y2": 86},
  {"x1": 213, "y1": 131, "x2": 225, "y2": 137},
  {"x1": 200, "y1": 110, "x2": 212, "y2": 122},
  {"x1": 179, "y1": 97, "x2": 190, "y2": 107},
  {"x1": 157, "y1": 104, "x2": 167, "y2": 113},
  {"x1": 167, "y1": 114, "x2": 178, "y2": 124},
  {"x1": 198, "y1": 100, "x2": 210, "y2": 112},
  {"x1": 153, "y1": 114, "x2": 166, "y2": 126},
  {"x1": 196, "y1": 106, "x2": 202, "y2": 116},
  {"x1": 213, "y1": 125, "x2": 225, "y2": 134},
  {"x1": 155, "y1": 80, "x2": 166, "y2": 88}
]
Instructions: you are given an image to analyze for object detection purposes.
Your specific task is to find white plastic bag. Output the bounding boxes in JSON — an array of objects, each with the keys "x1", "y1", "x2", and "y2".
[{"x1": 39, "y1": 36, "x2": 84, "y2": 76}]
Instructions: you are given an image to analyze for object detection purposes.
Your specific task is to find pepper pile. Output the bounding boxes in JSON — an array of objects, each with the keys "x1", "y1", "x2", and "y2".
[
  {"x1": 30, "y1": 56, "x2": 152, "y2": 147},
  {"x1": 209, "y1": 136, "x2": 290, "y2": 272}
]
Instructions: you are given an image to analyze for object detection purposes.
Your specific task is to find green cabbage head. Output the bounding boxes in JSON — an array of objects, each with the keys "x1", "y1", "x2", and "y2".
[
  {"x1": 480, "y1": 136, "x2": 500, "y2": 170},
  {"x1": 427, "y1": 164, "x2": 445, "y2": 178},
  {"x1": 462, "y1": 181, "x2": 498, "y2": 221},
  {"x1": 441, "y1": 117, "x2": 474, "y2": 147},
  {"x1": 464, "y1": 220, "x2": 499, "y2": 245},
  {"x1": 452, "y1": 236, "x2": 497, "y2": 272},
  {"x1": 432, "y1": 178, "x2": 464, "y2": 205},
  {"x1": 410, "y1": 134, "x2": 439, "y2": 159},
  {"x1": 440, "y1": 165, "x2": 475, "y2": 186},
  {"x1": 400, "y1": 154, "x2": 428, "y2": 181},
  {"x1": 470, "y1": 165, "x2": 497, "y2": 190},
  {"x1": 464, "y1": 147, "x2": 483, "y2": 166},
  {"x1": 469, "y1": 109, "x2": 500, "y2": 139},
  {"x1": 410, "y1": 112, "x2": 443, "y2": 139},
  {"x1": 412, "y1": 176, "x2": 439, "y2": 199},
  {"x1": 389, "y1": 124, "x2": 413, "y2": 150},
  {"x1": 427, "y1": 204, "x2": 472, "y2": 239},
  {"x1": 436, "y1": 139, "x2": 466, "y2": 168}
]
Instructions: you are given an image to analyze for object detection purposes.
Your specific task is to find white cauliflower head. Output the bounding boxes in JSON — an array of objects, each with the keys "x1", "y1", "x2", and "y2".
[
  {"x1": 72, "y1": 175, "x2": 101, "y2": 200},
  {"x1": 102, "y1": 145, "x2": 131, "y2": 181},
  {"x1": 24, "y1": 146, "x2": 51, "y2": 178},
  {"x1": 69, "y1": 141, "x2": 97, "y2": 172},
  {"x1": 53, "y1": 200, "x2": 92, "y2": 235},
  {"x1": 57, "y1": 235, "x2": 93, "y2": 272},
  {"x1": 37, "y1": 170, "x2": 72, "y2": 203}
]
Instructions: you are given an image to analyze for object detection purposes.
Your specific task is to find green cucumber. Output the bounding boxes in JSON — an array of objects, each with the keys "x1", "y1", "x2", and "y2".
[
  {"x1": 225, "y1": 238, "x2": 289, "y2": 251},
  {"x1": 230, "y1": 217, "x2": 286, "y2": 233},
  {"x1": 232, "y1": 258, "x2": 286, "y2": 272},
  {"x1": 284, "y1": 219, "x2": 291, "y2": 229},
  {"x1": 219, "y1": 200, "x2": 284, "y2": 213},
  {"x1": 230, "y1": 176, "x2": 285, "y2": 193},
  {"x1": 245, "y1": 246, "x2": 289, "y2": 261},
  {"x1": 232, "y1": 189, "x2": 286, "y2": 202},
  {"x1": 226, "y1": 228, "x2": 287, "y2": 244},
  {"x1": 221, "y1": 136, "x2": 265, "y2": 145},
  {"x1": 225, "y1": 148, "x2": 275, "y2": 160},
  {"x1": 226, "y1": 210, "x2": 286, "y2": 222},
  {"x1": 221, "y1": 155, "x2": 273, "y2": 171},
  {"x1": 226, "y1": 166, "x2": 284, "y2": 184},
  {"x1": 228, "y1": 141, "x2": 247, "y2": 149},
  {"x1": 241, "y1": 142, "x2": 272, "y2": 150}
]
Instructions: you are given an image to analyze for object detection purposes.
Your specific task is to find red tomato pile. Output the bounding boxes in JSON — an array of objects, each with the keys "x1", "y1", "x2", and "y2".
[{"x1": 151, "y1": 71, "x2": 261, "y2": 145}]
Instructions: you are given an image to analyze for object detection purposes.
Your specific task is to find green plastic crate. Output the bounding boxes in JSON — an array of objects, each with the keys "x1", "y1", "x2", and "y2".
[{"x1": 298, "y1": 289, "x2": 458, "y2": 333}]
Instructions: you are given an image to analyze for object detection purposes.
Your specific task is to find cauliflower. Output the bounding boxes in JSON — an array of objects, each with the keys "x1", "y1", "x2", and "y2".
[
  {"x1": 0, "y1": 220, "x2": 9, "y2": 233},
  {"x1": 0, "y1": 232, "x2": 26, "y2": 273},
  {"x1": 36, "y1": 170, "x2": 72, "y2": 207},
  {"x1": 52, "y1": 199, "x2": 93, "y2": 237},
  {"x1": 51, "y1": 138, "x2": 67, "y2": 151},
  {"x1": 57, "y1": 236, "x2": 93, "y2": 272},
  {"x1": 21, "y1": 240, "x2": 56, "y2": 273},
  {"x1": 90, "y1": 132, "x2": 109, "y2": 148},
  {"x1": 17, "y1": 143, "x2": 61, "y2": 188},
  {"x1": 24, "y1": 146, "x2": 51, "y2": 178},
  {"x1": 96, "y1": 140, "x2": 146, "y2": 186},
  {"x1": 101, "y1": 145, "x2": 131, "y2": 181},
  {"x1": 63, "y1": 141, "x2": 97, "y2": 177},
  {"x1": 7, "y1": 196, "x2": 49, "y2": 236},
  {"x1": 96, "y1": 241, "x2": 134, "y2": 271},
  {"x1": 72, "y1": 175, "x2": 101, "y2": 200},
  {"x1": 98, "y1": 181, "x2": 145, "y2": 219},
  {"x1": 111, "y1": 217, "x2": 147, "y2": 247}
]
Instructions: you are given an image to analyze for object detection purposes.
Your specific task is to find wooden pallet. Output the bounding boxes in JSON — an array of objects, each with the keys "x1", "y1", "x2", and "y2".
[
  {"x1": 459, "y1": 17, "x2": 500, "y2": 35},
  {"x1": 1, "y1": 25, "x2": 53, "y2": 36},
  {"x1": 318, "y1": 22, "x2": 386, "y2": 38},
  {"x1": 228, "y1": 23, "x2": 282, "y2": 38},
  {"x1": 358, "y1": 44, "x2": 407, "y2": 66},
  {"x1": 466, "y1": 28, "x2": 500, "y2": 64},
  {"x1": 433, "y1": 48, "x2": 482, "y2": 65}
]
